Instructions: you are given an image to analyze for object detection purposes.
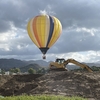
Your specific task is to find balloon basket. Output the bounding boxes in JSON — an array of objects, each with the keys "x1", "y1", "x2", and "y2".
[{"x1": 42, "y1": 55, "x2": 46, "y2": 59}]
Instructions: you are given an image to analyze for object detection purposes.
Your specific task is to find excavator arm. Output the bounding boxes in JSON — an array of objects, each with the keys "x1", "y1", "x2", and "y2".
[{"x1": 64, "y1": 59, "x2": 93, "y2": 72}]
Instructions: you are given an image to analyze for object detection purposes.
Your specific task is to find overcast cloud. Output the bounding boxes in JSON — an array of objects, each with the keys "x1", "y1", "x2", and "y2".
[{"x1": 0, "y1": 0, "x2": 100, "y2": 62}]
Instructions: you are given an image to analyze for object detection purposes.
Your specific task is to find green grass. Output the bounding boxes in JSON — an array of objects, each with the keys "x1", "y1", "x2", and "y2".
[{"x1": 0, "y1": 95, "x2": 87, "y2": 100}]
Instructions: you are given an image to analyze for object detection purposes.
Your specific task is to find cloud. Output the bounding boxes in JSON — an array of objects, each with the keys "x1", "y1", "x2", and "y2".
[
  {"x1": 48, "y1": 28, "x2": 100, "y2": 54},
  {"x1": 47, "y1": 50, "x2": 100, "y2": 63},
  {"x1": 0, "y1": 0, "x2": 100, "y2": 62}
]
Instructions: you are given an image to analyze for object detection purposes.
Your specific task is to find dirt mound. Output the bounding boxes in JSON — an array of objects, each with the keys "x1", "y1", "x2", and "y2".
[{"x1": 0, "y1": 71, "x2": 100, "y2": 99}]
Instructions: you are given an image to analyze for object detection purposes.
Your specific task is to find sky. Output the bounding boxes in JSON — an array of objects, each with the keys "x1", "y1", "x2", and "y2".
[{"x1": 0, "y1": 0, "x2": 100, "y2": 62}]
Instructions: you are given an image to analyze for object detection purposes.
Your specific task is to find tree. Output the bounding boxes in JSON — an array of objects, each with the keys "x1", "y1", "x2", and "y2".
[
  {"x1": 41, "y1": 68, "x2": 46, "y2": 73},
  {"x1": 37, "y1": 68, "x2": 41, "y2": 74},
  {"x1": 15, "y1": 68, "x2": 20, "y2": 73},
  {"x1": 91, "y1": 66, "x2": 100, "y2": 71},
  {"x1": 0, "y1": 69, "x2": 5, "y2": 75},
  {"x1": 28, "y1": 68, "x2": 36, "y2": 74},
  {"x1": 10, "y1": 68, "x2": 21, "y2": 73},
  {"x1": 37, "y1": 68, "x2": 46, "y2": 74}
]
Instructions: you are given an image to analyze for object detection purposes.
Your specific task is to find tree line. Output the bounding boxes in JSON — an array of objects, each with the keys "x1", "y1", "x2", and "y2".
[
  {"x1": 0, "y1": 67, "x2": 47, "y2": 75},
  {"x1": 1, "y1": 66, "x2": 100, "y2": 75}
]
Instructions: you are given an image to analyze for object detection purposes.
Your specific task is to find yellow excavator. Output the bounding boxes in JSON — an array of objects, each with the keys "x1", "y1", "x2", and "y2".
[{"x1": 49, "y1": 58, "x2": 93, "y2": 72}]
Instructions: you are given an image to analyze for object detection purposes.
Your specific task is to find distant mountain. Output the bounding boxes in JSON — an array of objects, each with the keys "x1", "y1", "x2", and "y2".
[
  {"x1": 20, "y1": 63, "x2": 41, "y2": 72},
  {"x1": 0, "y1": 58, "x2": 27, "y2": 70},
  {"x1": 66, "y1": 62, "x2": 100, "y2": 70},
  {"x1": 0, "y1": 58, "x2": 100, "y2": 71},
  {"x1": 27, "y1": 60, "x2": 49, "y2": 67},
  {"x1": 0, "y1": 58, "x2": 49, "y2": 71},
  {"x1": 86, "y1": 62, "x2": 100, "y2": 67}
]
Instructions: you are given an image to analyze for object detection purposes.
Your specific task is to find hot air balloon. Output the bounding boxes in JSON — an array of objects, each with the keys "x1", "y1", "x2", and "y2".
[{"x1": 27, "y1": 14, "x2": 62, "y2": 59}]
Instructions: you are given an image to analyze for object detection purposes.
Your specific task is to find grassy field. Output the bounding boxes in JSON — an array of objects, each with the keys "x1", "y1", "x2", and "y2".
[{"x1": 0, "y1": 95, "x2": 87, "y2": 100}]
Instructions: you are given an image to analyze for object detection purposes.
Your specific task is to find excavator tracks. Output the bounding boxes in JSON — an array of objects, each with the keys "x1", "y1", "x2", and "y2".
[{"x1": 49, "y1": 68, "x2": 68, "y2": 71}]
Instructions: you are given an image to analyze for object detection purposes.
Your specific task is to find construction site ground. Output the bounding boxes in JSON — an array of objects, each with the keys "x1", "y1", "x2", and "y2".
[{"x1": 0, "y1": 71, "x2": 100, "y2": 100}]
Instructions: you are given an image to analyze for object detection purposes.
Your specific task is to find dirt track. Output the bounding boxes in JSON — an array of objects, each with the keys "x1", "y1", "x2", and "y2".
[{"x1": 0, "y1": 71, "x2": 100, "y2": 99}]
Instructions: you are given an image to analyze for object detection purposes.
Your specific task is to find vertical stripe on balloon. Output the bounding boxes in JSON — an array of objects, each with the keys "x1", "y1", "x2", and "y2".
[
  {"x1": 45, "y1": 15, "x2": 50, "y2": 47},
  {"x1": 48, "y1": 17, "x2": 62, "y2": 48},
  {"x1": 46, "y1": 16, "x2": 54, "y2": 47},
  {"x1": 27, "y1": 19, "x2": 40, "y2": 48},
  {"x1": 33, "y1": 16, "x2": 42, "y2": 47},
  {"x1": 41, "y1": 16, "x2": 46, "y2": 47}
]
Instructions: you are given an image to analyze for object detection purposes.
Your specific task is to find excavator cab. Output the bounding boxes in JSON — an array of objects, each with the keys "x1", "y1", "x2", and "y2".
[
  {"x1": 55, "y1": 58, "x2": 65, "y2": 64},
  {"x1": 49, "y1": 58, "x2": 67, "y2": 71}
]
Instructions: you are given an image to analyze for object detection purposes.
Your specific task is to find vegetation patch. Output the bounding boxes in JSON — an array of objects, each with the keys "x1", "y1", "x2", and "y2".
[{"x1": 0, "y1": 95, "x2": 87, "y2": 100}]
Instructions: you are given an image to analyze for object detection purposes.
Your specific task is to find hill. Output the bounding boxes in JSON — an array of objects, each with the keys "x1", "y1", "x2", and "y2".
[
  {"x1": 0, "y1": 58, "x2": 49, "y2": 71},
  {"x1": 0, "y1": 58, "x2": 27, "y2": 70},
  {"x1": 20, "y1": 63, "x2": 41, "y2": 72},
  {"x1": 0, "y1": 71, "x2": 100, "y2": 99}
]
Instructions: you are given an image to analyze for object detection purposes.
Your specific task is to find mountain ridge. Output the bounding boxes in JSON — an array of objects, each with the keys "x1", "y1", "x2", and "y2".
[{"x1": 0, "y1": 58, "x2": 100, "y2": 71}]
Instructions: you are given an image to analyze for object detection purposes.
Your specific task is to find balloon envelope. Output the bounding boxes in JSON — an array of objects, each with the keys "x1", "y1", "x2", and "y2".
[{"x1": 27, "y1": 14, "x2": 62, "y2": 55}]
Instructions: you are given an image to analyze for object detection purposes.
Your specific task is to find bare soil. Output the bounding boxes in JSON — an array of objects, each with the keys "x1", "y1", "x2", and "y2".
[{"x1": 0, "y1": 71, "x2": 100, "y2": 100}]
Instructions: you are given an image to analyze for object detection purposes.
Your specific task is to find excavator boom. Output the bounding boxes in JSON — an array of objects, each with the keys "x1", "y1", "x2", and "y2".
[{"x1": 64, "y1": 59, "x2": 93, "y2": 72}]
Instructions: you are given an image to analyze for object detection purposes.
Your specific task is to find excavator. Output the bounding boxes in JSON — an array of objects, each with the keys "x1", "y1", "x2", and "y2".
[{"x1": 49, "y1": 58, "x2": 93, "y2": 72}]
